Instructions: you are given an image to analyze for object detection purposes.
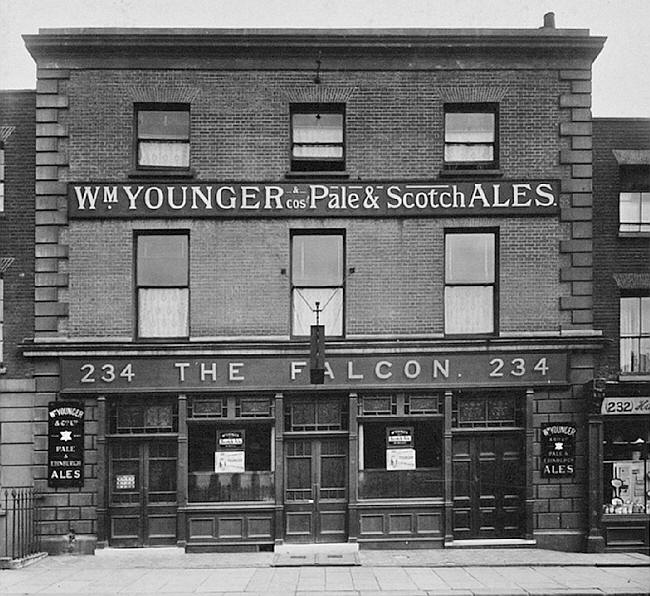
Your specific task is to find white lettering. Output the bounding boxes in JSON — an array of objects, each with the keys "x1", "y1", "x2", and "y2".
[
  {"x1": 432, "y1": 359, "x2": 449, "y2": 379},
  {"x1": 174, "y1": 362, "x2": 190, "y2": 382},
  {"x1": 492, "y1": 184, "x2": 510, "y2": 207},
  {"x1": 229, "y1": 362, "x2": 245, "y2": 381},
  {"x1": 168, "y1": 186, "x2": 186, "y2": 209},
  {"x1": 123, "y1": 186, "x2": 144, "y2": 210},
  {"x1": 290, "y1": 361, "x2": 307, "y2": 381},
  {"x1": 375, "y1": 360, "x2": 393, "y2": 380},
  {"x1": 347, "y1": 361, "x2": 364, "y2": 380},
  {"x1": 404, "y1": 360, "x2": 421, "y2": 379},
  {"x1": 324, "y1": 361, "x2": 335, "y2": 380},
  {"x1": 200, "y1": 362, "x2": 217, "y2": 381},
  {"x1": 216, "y1": 186, "x2": 236, "y2": 209},
  {"x1": 191, "y1": 186, "x2": 213, "y2": 209},
  {"x1": 240, "y1": 186, "x2": 260, "y2": 209},
  {"x1": 535, "y1": 183, "x2": 556, "y2": 206},
  {"x1": 512, "y1": 184, "x2": 532, "y2": 207},
  {"x1": 469, "y1": 184, "x2": 490, "y2": 208},
  {"x1": 308, "y1": 185, "x2": 329, "y2": 209},
  {"x1": 144, "y1": 186, "x2": 164, "y2": 209},
  {"x1": 74, "y1": 186, "x2": 99, "y2": 210},
  {"x1": 264, "y1": 186, "x2": 284, "y2": 209}
]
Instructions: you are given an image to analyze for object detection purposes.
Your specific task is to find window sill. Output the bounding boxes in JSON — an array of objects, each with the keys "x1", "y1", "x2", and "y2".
[
  {"x1": 285, "y1": 170, "x2": 351, "y2": 180},
  {"x1": 618, "y1": 231, "x2": 650, "y2": 238},
  {"x1": 619, "y1": 373, "x2": 650, "y2": 382},
  {"x1": 439, "y1": 168, "x2": 503, "y2": 178},
  {"x1": 128, "y1": 168, "x2": 196, "y2": 180}
]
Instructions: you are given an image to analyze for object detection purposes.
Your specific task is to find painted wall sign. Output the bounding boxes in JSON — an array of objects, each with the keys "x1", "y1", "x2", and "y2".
[
  {"x1": 541, "y1": 423, "x2": 576, "y2": 478},
  {"x1": 68, "y1": 180, "x2": 559, "y2": 218},
  {"x1": 601, "y1": 396, "x2": 650, "y2": 415},
  {"x1": 60, "y1": 353, "x2": 567, "y2": 392},
  {"x1": 48, "y1": 401, "x2": 84, "y2": 487}
]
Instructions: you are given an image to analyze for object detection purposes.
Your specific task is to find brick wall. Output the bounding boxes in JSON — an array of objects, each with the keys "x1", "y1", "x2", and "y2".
[
  {"x1": 44, "y1": 68, "x2": 573, "y2": 338},
  {"x1": 0, "y1": 90, "x2": 35, "y2": 376},
  {"x1": 592, "y1": 118, "x2": 650, "y2": 377}
]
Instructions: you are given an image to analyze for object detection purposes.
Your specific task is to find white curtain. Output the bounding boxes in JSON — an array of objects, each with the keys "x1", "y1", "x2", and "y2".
[{"x1": 139, "y1": 288, "x2": 189, "y2": 337}]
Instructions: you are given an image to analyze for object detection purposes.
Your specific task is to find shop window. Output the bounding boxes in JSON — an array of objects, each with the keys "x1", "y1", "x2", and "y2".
[
  {"x1": 0, "y1": 276, "x2": 3, "y2": 368},
  {"x1": 291, "y1": 232, "x2": 344, "y2": 336},
  {"x1": 290, "y1": 104, "x2": 345, "y2": 172},
  {"x1": 358, "y1": 420, "x2": 443, "y2": 499},
  {"x1": 285, "y1": 396, "x2": 348, "y2": 432},
  {"x1": 603, "y1": 419, "x2": 649, "y2": 515},
  {"x1": 187, "y1": 423, "x2": 273, "y2": 502},
  {"x1": 136, "y1": 104, "x2": 190, "y2": 170},
  {"x1": 620, "y1": 296, "x2": 650, "y2": 374},
  {"x1": 0, "y1": 145, "x2": 5, "y2": 212},
  {"x1": 136, "y1": 232, "x2": 189, "y2": 339},
  {"x1": 445, "y1": 230, "x2": 497, "y2": 335},
  {"x1": 108, "y1": 401, "x2": 178, "y2": 434},
  {"x1": 444, "y1": 104, "x2": 498, "y2": 170}
]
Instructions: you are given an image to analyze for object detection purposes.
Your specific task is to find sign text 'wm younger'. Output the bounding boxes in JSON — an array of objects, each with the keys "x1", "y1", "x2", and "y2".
[{"x1": 69, "y1": 180, "x2": 559, "y2": 218}]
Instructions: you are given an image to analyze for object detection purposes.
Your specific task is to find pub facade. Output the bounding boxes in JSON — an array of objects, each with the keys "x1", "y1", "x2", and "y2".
[{"x1": 23, "y1": 20, "x2": 606, "y2": 553}]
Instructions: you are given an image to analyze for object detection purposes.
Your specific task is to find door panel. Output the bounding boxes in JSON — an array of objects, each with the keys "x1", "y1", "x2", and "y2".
[
  {"x1": 108, "y1": 439, "x2": 178, "y2": 547},
  {"x1": 284, "y1": 437, "x2": 347, "y2": 543},
  {"x1": 452, "y1": 433, "x2": 524, "y2": 540}
]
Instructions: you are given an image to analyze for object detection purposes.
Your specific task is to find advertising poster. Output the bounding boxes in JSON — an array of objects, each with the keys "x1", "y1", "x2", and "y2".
[
  {"x1": 215, "y1": 430, "x2": 245, "y2": 473},
  {"x1": 48, "y1": 401, "x2": 85, "y2": 487},
  {"x1": 541, "y1": 423, "x2": 576, "y2": 478},
  {"x1": 386, "y1": 427, "x2": 416, "y2": 470}
]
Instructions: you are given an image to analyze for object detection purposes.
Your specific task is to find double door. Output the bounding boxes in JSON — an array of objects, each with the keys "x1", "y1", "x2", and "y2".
[
  {"x1": 108, "y1": 439, "x2": 177, "y2": 547},
  {"x1": 452, "y1": 432, "x2": 524, "y2": 540},
  {"x1": 284, "y1": 437, "x2": 348, "y2": 543}
]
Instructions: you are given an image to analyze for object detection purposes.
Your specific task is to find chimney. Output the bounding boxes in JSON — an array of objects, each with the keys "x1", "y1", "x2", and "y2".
[{"x1": 543, "y1": 12, "x2": 556, "y2": 29}]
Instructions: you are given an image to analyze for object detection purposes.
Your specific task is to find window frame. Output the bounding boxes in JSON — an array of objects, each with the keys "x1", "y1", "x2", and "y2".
[
  {"x1": 619, "y1": 293, "x2": 650, "y2": 375},
  {"x1": 134, "y1": 231, "x2": 190, "y2": 340},
  {"x1": 290, "y1": 230, "x2": 345, "y2": 338},
  {"x1": 444, "y1": 228, "x2": 499, "y2": 337},
  {"x1": 443, "y1": 103, "x2": 499, "y2": 171},
  {"x1": 290, "y1": 103, "x2": 346, "y2": 173},
  {"x1": 134, "y1": 103, "x2": 191, "y2": 172},
  {"x1": 618, "y1": 191, "x2": 650, "y2": 235}
]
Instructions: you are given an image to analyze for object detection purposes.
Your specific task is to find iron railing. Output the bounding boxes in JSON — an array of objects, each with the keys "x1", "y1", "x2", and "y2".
[{"x1": 1, "y1": 488, "x2": 40, "y2": 561}]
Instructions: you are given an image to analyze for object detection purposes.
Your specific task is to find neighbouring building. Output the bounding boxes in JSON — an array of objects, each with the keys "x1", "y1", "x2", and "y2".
[
  {"x1": 0, "y1": 89, "x2": 36, "y2": 553},
  {"x1": 22, "y1": 17, "x2": 609, "y2": 554},
  {"x1": 588, "y1": 117, "x2": 650, "y2": 554}
]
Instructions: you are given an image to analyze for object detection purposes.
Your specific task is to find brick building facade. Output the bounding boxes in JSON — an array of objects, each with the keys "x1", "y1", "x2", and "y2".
[
  {"x1": 0, "y1": 90, "x2": 36, "y2": 551},
  {"x1": 22, "y1": 22, "x2": 609, "y2": 554},
  {"x1": 588, "y1": 118, "x2": 650, "y2": 553}
]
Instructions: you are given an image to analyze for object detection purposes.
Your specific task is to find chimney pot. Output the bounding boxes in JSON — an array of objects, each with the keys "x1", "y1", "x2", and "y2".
[{"x1": 543, "y1": 12, "x2": 556, "y2": 28}]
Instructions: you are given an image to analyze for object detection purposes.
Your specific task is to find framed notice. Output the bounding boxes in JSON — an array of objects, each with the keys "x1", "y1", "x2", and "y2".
[
  {"x1": 387, "y1": 448, "x2": 416, "y2": 470},
  {"x1": 541, "y1": 423, "x2": 576, "y2": 478},
  {"x1": 48, "y1": 401, "x2": 85, "y2": 487},
  {"x1": 215, "y1": 450, "x2": 245, "y2": 473},
  {"x1": 386, "y1": 427, "x2": 414, "y2": 448}
]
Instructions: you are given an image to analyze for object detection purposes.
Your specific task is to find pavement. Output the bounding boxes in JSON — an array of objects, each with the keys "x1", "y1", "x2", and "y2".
[{"x1": 0, "y1": 546, "x2": 649, "y2": 596}]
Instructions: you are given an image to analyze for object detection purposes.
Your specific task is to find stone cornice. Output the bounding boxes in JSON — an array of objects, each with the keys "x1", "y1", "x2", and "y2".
[{"x1": 24, "y1": 28, "x2": 606, "y2": 65}]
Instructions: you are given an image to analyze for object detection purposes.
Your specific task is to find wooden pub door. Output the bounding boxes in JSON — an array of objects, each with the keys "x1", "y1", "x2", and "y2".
[
  {"x1": 107, "y1": 439, "x2": 178, "y2": 547},
  {"x1": 452, "y1": 432, "x2": 525, "y2": 540}
]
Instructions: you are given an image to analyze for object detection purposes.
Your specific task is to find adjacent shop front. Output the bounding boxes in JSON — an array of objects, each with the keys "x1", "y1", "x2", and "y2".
[
  {"x1": 589, "y1": 380, "x2": 650, "y2": 554},
  {"x1": 57, "y1": 348, "x2": 570, "y2": 550}
]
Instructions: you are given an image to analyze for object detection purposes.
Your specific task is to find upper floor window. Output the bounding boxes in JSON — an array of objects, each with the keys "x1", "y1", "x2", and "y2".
[
  {"x1": 444, "y1": 104, "x2": 498, "y2": 170},
  {"x1": 136, "y1": 233, "x2": 189, "y2": 339},
  {"x1": 136, "y1": 104, "x2": 190, "y2": 170},
  {"x1": 620, "y1": 295, "x2": 650, "y2": 374},
  {"x1": 619, "y1": 192, "x2": 650, "y2": 234},
  {"x1": 290, "y1": 104, "x2": 345, "y2": 172},
  {"x1": 291, "y1": 232, "x2": 344, "y2": 337},
  {"x1": 0, "y1": 145, "x2": 5, "y2": 212},
  {"x1": 445, "y1": 231, "x2": 497, "y2": 335}
]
